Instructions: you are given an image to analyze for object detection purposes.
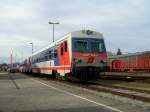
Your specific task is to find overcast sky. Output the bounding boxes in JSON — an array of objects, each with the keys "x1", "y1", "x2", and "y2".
[{"x1": 0, "y1": 0, "x2": 150, "y2": 63}]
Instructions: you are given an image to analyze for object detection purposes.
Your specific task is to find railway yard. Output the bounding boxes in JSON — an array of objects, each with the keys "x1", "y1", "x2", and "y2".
[
  {"x1": 0, "y1": 71, "x2": 150, "y2": 112},
  {"x1": 1, "y1": 0, "x2": 150, "y2": 112},
  {"x1": 1, "y1": 30, "x2": 150, "y2": 111}
]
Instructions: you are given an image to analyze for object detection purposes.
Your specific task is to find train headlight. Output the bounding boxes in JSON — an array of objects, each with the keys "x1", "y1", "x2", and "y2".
[
  {"x1": 100, "y1": 60, "x2": 105, "y2": 64},
  {"x1": 73, "y1": 58, "x2": 76, "y2": 61},
  {"x1": 82, "y1": 30, "x2": 93, "y2": 35},
  {"x1": 86, "y1": 30, "x2": 93, "y2": 35},
  {"x1": 78, "y1": 59, "x2": 82, "y2": 64},
  {"x1": 73, "y1": 58, "x2": 78, "y2": 63},
  {"x1": 73, "y1": 58, "x2": 82, "y2": 64}
]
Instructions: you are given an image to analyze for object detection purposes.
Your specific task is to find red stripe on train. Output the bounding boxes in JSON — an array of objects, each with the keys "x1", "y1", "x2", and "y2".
[
  {"x1": 32, "y1": 66, "x2": 70, "y2": 70},
  {"x1": 73, "y1": 52, "x2": 107, "y2": 58}
]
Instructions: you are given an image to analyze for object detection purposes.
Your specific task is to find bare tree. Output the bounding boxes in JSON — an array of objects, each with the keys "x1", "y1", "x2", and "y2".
[{"x1": 117, "y1": 48, "x2": 122, "y2": 55}]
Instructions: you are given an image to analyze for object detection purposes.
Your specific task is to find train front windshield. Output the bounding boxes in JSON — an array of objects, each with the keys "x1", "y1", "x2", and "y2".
[
  {"x1": 72, "y1": 38, "x2": 106, "y2": 53},
  {"x1": 74, "y1": 41, "x2": 87, "y2": 52}
]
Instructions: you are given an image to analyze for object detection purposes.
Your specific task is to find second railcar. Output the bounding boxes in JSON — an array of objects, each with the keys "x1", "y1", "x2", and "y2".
[{"x1": 107, "y1": 51, "x2": 150, "y2": 72}]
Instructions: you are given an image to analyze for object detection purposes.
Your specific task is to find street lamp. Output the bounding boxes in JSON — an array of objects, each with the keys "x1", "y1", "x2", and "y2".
[
  {"x1": 48, "y1": 21, "x2": 59, "y2": 42},
  {"x1": 10, "y1": 49, "x2": 13, "y2": 69},
  {"x1": 29, "y1": 42, "x2": 33, "y2": 55},
  {"x1": 29, "y1": 42, "x2": 33, "y2": 67}
]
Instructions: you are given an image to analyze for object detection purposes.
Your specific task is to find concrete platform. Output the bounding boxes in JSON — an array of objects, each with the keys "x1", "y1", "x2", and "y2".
[{"x1": 0, "y1": 72, "x2": 149, "y2": 112}]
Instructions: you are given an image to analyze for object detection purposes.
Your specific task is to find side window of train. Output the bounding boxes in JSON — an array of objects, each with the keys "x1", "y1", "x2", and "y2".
[
  {"x1": 45, "y1": 56, "x2": 48, "y2": 60},
  {"x1": 49, "y1": 51, "x2": 52, "y2": 59},
  {"x1": 61, "y1": 44, "x2": 63, "y2": 55},
  {"x1": 64, "y1": 41, "x2": 67, "y2": 52},
  {"x1": 60, "y1": 44, "x2": 64, "y2": 55},
  {"x1": 54, "y1": 49, "x2": 58, "y2": 58}
]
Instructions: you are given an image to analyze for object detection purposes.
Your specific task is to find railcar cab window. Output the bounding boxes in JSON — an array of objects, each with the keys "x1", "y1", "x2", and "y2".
[
  {"x1": 74, "y1": 40, "x2": 88, "y2": 52},
  {"x1": 91, "y1": 41, "x2": 105, "y2": 53},
  {"x1": 73, "y1": 38, "x2": 106, "y2": 53}
]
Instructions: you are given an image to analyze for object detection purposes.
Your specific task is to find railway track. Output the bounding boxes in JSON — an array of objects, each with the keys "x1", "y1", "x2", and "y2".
[
  {"x1": 62, "y1": 80, "x2": 150, "y2": 103},
  {"x1": 87, "y1": 82, "x2": 150, "y2": 102},
  {"x1": 27, "y1": 73, "x2": 150, "y2": 103},
  {"x1": 99, "y1": 72, "x2": 150, "y2": 80}
]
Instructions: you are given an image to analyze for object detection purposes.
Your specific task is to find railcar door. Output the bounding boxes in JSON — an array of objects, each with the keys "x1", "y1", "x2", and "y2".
[{"x1": 58, "y1": 41, "x2": 70, "y2": 75}]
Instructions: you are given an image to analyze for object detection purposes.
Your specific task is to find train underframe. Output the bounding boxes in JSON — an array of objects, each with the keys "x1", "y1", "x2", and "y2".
[
  {"x1": 67, "y1": 66, "x2": 106, "y2": 81},
  {"x1": 23, "y1": 66, "x2": 106, "y2": 82}
]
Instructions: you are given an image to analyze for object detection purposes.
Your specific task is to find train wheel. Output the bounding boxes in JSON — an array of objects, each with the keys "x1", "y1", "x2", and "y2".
[
  {"x1": 56, "y1": 73, "x2": 61, "y2": 80},
  {"x1": 52, "y1": 70, "x2": 61, "y2": 80},
  {"x1": 65, "y1": 73, "x2": 70, "y2": 81},
  {"x1": 52, "y1": 70, "x2": 57, "y2": 79}
]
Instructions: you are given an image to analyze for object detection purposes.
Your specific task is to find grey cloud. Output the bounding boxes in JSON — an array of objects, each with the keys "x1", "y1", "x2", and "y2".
[{"x1": 0, "y1": 0, "x2": 150, "y2": 63}]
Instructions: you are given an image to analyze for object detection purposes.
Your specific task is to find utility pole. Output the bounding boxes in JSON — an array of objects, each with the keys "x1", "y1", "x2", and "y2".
[
  {"x1": 48, "y1": 21, "x2": 59, "y2": 42},
  {"x1": 29, "y1": 42, "x2": 33, "y2": 67},
  {"x1": 10, "y1": 49, "x2": 13, "y2": 69}
]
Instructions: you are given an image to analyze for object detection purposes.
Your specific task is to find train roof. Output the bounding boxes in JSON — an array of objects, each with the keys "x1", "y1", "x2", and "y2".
[
  {"x1": 70, "y1": 29, "x2": 103, "y2": 38},
  {"x1": 108, "y1": 51, "x2": 150, "y2": 59},
  {"x1": 32, "y1": 29, "x2": 104, "y2": 56}
]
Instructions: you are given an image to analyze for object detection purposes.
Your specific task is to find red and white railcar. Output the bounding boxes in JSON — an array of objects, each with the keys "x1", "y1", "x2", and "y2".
[
  {"x1": 27, "y1": 30, "x2": 107, "y2": 80},
  {"x1": 107, "y1": 51, "x2": 150, "y2": 72}
]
